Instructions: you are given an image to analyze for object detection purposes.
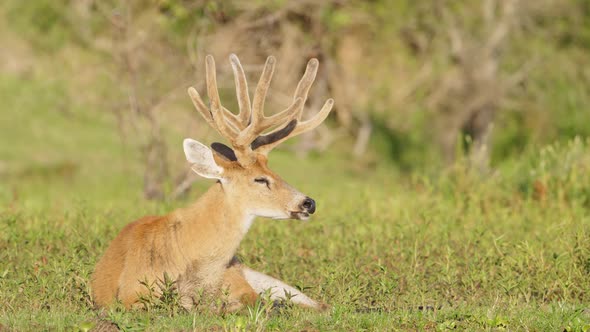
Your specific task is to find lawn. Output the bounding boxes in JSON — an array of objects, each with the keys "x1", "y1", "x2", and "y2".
[{"x1": 1, "y1": 72, "x2": 590, "y2": 331}]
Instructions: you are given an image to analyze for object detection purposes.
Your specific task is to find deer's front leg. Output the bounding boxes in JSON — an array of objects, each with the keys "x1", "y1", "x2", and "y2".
[
  {"x1": 220, "y1": 264, "x2": 258, "y2": 312},
  {"x1": 242, "y1": 266, "x2": 328, "y2": 311}
]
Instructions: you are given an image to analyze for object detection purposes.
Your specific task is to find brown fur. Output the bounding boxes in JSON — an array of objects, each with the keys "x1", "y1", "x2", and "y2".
[{"x1": 91, "y1": 155, "x2": 308, "y2": 311}]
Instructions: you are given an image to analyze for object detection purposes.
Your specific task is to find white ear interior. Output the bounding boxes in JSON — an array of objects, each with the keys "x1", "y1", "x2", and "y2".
[{"x1": 183, "y1": 138, "x2": 223, "y2": 179}]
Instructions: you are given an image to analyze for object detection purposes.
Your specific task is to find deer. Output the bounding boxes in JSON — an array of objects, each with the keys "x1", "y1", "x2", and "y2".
[{"x1": 90, "y1": 54, "x2": 333, "y2": 313}]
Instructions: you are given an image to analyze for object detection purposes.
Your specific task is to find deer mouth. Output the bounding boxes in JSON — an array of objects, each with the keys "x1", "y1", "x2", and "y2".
[{"x1": 290, "y1": 211, "x2": 310, "y2": 221}]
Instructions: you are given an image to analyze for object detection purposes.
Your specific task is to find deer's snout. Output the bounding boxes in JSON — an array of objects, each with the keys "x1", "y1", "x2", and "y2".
[{"x1": 300, "y1": 197, "x2": 316, "y2": 214}]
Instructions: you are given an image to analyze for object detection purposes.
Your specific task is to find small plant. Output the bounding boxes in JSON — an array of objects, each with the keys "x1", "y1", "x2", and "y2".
[
  {"x1": 104, "y1": 302, "x2": 148, "y2": 332},
  {"x1": 137, "y1": 273, "x2": 184, "y2": 317}
]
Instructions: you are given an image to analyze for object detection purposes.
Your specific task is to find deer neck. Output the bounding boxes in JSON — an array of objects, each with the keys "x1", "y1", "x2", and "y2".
[{"x1": 173, "y1": 182, "x2": 253, "y2": 262}]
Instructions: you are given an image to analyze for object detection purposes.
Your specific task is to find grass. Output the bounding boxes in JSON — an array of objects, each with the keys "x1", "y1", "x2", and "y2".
[
  {"x1": 1, "y1": 11, "x2": 590, "y2": 328},
  {"x1": 3, "y1": 148, "x2": 590, "y2": 332},
  {"x1": 1, "y1": 70, "x2": 590, "y2": 331}
]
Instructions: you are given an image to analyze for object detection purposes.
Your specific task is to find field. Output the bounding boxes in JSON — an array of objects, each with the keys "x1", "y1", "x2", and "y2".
[
  {"x1": 2, "y1": 1, "x2": 590, "y2": 330},
  {"x1": 2, "y1": 73, "x2": 590, "y2": 331}
]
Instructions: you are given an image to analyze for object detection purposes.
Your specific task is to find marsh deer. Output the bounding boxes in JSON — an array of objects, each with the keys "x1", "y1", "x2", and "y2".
[{"x1": 91, "y1": 54, "x2": 333, "y2": 312}]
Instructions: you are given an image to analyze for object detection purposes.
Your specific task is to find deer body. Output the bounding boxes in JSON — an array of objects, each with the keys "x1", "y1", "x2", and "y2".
[
  {"x1": 92, "y1": 184, "x2": 251, "y2": 308},
  {"x1": 91, "y1": 54, "x2": 333, "y2": 312}
]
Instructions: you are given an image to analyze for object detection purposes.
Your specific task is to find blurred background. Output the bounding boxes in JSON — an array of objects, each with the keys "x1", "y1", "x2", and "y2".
[{"x1": 1, "y1": 0, "x2": 589, "y2": 202}]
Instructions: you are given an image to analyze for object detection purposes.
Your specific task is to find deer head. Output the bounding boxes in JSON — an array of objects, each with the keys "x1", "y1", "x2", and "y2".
[{"x1": 183, "y1": 54, "x2": 333, "y2": 221}]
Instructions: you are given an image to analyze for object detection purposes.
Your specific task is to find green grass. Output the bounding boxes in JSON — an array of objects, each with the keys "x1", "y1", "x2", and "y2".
[{"x1": 1, "y1": 72, "x2": 590, "y2": 331}]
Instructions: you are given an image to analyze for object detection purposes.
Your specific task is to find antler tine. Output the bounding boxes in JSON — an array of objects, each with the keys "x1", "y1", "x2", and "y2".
[
  {"x1": 235, "y1": 56, "x2": 276, "y2": 147},
  {"x1": 253, "y1": 98, "x2": 334, "y2": 156},
  {"x1": 188, "y1": 88, "x2": 241, "y2": 138},
  {"x1": 251, "y1": 56, "x2": 276, "y2": 126},
  {"x1": 205, "y1": 56, "x2": 222, "y2": 117},
  {"x1": 256, "y1": 58, "x2": 319, "y2": 130},
  {"x1": 292, "y1": 58, "x2": 319, "y2": 120},
  {"x1": 220, "y1": 106, "x2": 242, "y2": 134},
  {"x1": 237, "y1": 57, "x2": 318, "y2": 143},
  {"x1": 187, "y1": 87, "x2": 215, "y2": 129},
  {"x1": 229, "y1": 54, "x2": 251, "y2": 129},
  {"x1": 293, "y1": 98, "x2": 334, "y2": 136},
  {"x1": 207, "y1": 55, "x2": 241, "y2": 143},
  {"x1": 259, "y1": 97, "x2": 304, "y2": 130}
]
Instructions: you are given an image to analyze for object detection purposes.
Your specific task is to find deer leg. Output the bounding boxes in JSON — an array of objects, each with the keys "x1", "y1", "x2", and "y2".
[
  {"x1": 220, "y1": 264, "x2": 258, "y2": 312},
  {"x1": 242, "y1": 266, "x2": 327, "y2": 311},
  {"x1": 116, "y1": 281, "x2": 147, "y2": 309}
]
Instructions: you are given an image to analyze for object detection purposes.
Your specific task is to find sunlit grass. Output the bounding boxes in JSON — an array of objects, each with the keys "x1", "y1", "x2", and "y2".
[
  {"x1": 2, "y1": 133, "x2": 590, "y2": 330},
  {"x1": 1, "y1": 55, "x2": 590, "y2": 331}
]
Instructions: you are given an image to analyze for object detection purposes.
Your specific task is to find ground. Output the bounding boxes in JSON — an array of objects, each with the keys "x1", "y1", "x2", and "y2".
[{"x1": 1, "y1": 49, "x2": 590, "y2": 331}]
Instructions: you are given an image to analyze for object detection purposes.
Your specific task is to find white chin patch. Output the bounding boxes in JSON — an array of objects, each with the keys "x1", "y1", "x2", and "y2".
[
  {"x1": 242, "y1": 215, "x2": 256, "y2": 233},
  {"x1": 290, "y1": 212, "x2": 310, "y2": 221},
  {"x1": 252, "y1": 209, "x2": 290, "y2": 220},
  {"x1": 270, "y1": 214, "x2": 291, "y2": 220}
]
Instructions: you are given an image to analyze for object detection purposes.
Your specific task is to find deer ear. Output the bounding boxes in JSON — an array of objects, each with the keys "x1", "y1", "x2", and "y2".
[{"x1": 183, "y1": 138, "x2": 224, "y2": 179}]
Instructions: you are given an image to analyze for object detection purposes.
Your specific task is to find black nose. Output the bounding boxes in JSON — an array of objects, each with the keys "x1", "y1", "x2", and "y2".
[{"x1": 301, "y1": 197, "x2": 316, "y2": 214}]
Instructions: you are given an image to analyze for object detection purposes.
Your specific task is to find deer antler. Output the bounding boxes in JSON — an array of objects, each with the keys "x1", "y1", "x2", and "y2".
[{"x1": 188, "y1": 54, "x2": 333, "y2": 166}]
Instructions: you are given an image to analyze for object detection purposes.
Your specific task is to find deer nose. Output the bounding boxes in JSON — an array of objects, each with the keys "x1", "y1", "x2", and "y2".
[{"x1": 301, "y1": 197, "x2": 316, "y2": 214}]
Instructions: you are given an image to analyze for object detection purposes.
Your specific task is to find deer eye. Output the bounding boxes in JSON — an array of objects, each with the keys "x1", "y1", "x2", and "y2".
[{"x1": 254, "y1": 177, "x2": 270, "y2": 187}]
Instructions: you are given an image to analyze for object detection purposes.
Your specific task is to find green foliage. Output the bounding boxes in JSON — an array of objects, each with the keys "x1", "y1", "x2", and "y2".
[
  {"x1": 5, "y1": 0, "x2": 72, "y2": 51},
  {"x1": 2, "y1": 131, "x2": 590, "y2": 329},
  {"x1": 155, "y1": 0, "x2": 211, "y2": 39},
  {"x1": 321, "y1": 6, "x2": 352, "y2": 32},
  {"x1": 138, "y1": 273, "x2": 184, "y2": 316},
  {"x1": 1, "y1": 1, "x2": 590, "y2": 330},
  {"x1": 4, "y1": 0, "x2": 590, "y2": 166}
]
